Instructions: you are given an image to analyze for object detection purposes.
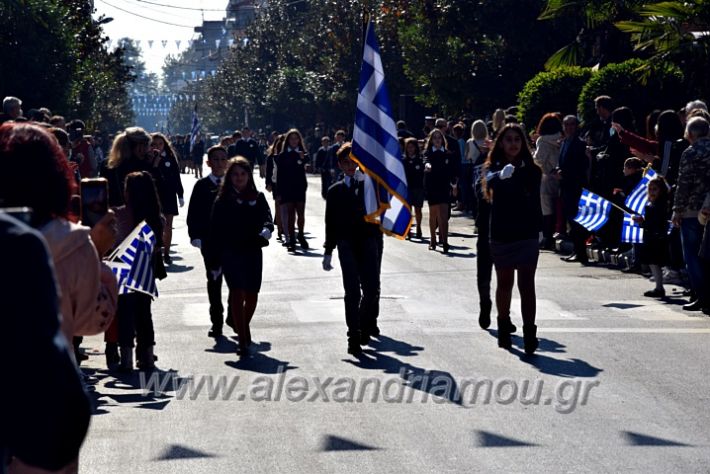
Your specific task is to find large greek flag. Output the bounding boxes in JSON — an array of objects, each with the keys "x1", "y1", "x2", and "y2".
[
  {"x1": 107, "y1": 221, "x2": 158, "y2": 298},
  {"x1": 351, "y1": 20, "x2": 411, "y2": 238},
  {"x1": 574, "y1": 189, "x2": 612, "y2": 231},
  {"x1": 189, "y1": 107, "x2": 200, "y2": 153},
  {"x1": 625, "y1": 168, "x2": 658, "y2": 215},
  {"x1": 622, "y1": 213, "x2": 644, "y2": 243}
]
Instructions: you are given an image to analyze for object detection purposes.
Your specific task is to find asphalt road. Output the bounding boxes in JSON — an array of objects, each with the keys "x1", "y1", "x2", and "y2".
[{"x1": 79, "y1": 169, "x2": 710, "y2": 473}]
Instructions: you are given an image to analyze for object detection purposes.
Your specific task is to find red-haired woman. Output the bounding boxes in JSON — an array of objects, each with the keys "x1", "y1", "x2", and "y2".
[
  {"x1": 208, "y1": 158, "x2": 274, "y2": 358},
  {"x1": 483, "y1": 124, "x2": 543, "y2": 355}
]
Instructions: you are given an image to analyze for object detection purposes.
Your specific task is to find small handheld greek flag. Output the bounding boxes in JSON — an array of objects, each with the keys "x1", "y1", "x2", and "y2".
[
  {"x1": 351, "y1": 20, "x2": 411, "y2": 238},
  {"x1": 574, "y1": 189, "x2": 612, "y2": 231},
  {"x1": 625, "y1": 168, "x2": 658, "y2": 215},
  {"x1": 622, "y1": 213, "x2": 644, "y2": 243},
  {"x1": 107, "y1": 221, "x2": 158, "y2": 298}
]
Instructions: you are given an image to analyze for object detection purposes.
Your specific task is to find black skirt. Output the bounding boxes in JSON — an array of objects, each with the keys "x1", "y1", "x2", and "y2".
[
  {"x1": 638, "y1": 237, "x2": 669, "y2": 266},
  {"x1": 222, "y1": 250, "x2": 264, "y2": 293},
  {"x1": 490, "y1": 238, "x2": 540, "y2": 269}
]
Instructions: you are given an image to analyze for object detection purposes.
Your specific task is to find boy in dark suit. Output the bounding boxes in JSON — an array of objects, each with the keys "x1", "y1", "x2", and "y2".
[
  {"x1": 322, "y1": 143, "x2": 382, "y2": 356},
  {"x1": 187, "y1": 146, "x2": 230, "y2": 337}
]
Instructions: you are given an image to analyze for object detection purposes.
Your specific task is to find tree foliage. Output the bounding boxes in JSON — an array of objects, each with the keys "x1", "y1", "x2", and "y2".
[{"x1": 0, "y1": 0, "x2": 133, "y2": 131}]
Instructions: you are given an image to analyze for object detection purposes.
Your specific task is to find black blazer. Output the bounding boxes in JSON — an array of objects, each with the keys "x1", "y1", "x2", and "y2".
[
  {"x1": 187, "y1": 176, "x2": 220, "y2": 242},
  {"x1": 324, "y1": 178, "x2": 380, "y2": 254},
  {"x1": 207, "y1": 192, "x2": 274, "y2": 269}
]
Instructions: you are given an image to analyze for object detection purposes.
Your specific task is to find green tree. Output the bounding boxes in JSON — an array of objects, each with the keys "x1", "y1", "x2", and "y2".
[
  {"x1": 398, "y1": 0, "x2": 576, "y2": 116},
  {"x1": 0, "y1": 0, "x2": 133, "y2": 131},
  {"x1": 538, "y1": 0, "x2": 642, "y2": 69},
  {"x1": 616, "y1": 0, "x2": 710, "y2": 99}
]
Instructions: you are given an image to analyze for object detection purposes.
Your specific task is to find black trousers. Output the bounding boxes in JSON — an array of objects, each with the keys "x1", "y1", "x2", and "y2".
[
  {"x1": 476, "y1": 202, "x2": 493, "y2": 304},
  {"x1": 117, "y1": 293, "x2": 154, "y2": 352},
  {"x1": 337, "y1": 237, "x2": 381, "y2": 340},
  {"x1": 321, "y1": 171, "x2": 333, "y2": 200},
  {"x1": 201, "y1": 246, "x2": 228, "y2": 329}
]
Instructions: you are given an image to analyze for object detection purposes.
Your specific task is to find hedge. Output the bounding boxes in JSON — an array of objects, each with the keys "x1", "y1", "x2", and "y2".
[
  {"x1": 577, "y1": 59, "x2": 686, "y2": 126},
  {"x1": 517, "y1": 67, "x2": 593, "y2": 128}
]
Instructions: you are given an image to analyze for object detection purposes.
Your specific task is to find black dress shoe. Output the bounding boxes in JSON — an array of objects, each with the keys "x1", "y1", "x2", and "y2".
[
  {"x1": 298, "y1": 233, "x2": 310, "y2": 249},
  {"x1": 683, "y1": 300, "x2": 703, "y2": 311},
  {"x1": 347, "y1": 344, "x2": 363, "y2": 356},
  {"x1": 479, "y1": 299, "x2": 492, "y2": 329},
  {"x1": 360, "y1": 332, "x2": 371, "y2": 346},
  {"x1": 497, "y1": 317, "x2": 512, "y2": 349},
  {"x1": 163, "y1": 253, "x2": 172, "y2": 265},
  {"x1": 442, "y1": 243, "x2": 450, "y2": 254},
  {"x1": 208, "y1": 326, "x2": 223, "y2": 338},
  {"x1": 523, "y1": 324, "x2": 538, "y2": 355},
  {"x1": 369, "y1": 325, "x2": 381, "y2": 337}
]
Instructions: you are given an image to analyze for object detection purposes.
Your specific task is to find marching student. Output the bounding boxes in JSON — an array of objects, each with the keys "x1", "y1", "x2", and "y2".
[
  {"x1": 322, "y1": 143, "x2": 382, "y2": 356},
  {"x1": 423, "y1": 129, "x2": 457, "y2": 253},
  {"x1": 208, "y1": 158, "x2": 274, "y2": 359},
  {"x1": 483, "y1": 124, "x2": 543, "y2": 355},
  {"x1": 275, "y1": 129, "x2": 310, "y2": 251},
  {"x1": 150, "y1": 133, "x2": 184, "y2": 265},
  {"x1": 634, "y1": 176, "x2": 671, "y2": 298},
  {"x1": 265, "y1": 134, "x2": 285, "y2": 241},
  {"x1": 402, "y1": 137, "x2": 425, "y2": 239},
  {"x1": 187, "y1": 146, "x2": 230, "y2": 337},
  {"x1": 114, "y1": 171, "x2": 164, "y2": 371}
]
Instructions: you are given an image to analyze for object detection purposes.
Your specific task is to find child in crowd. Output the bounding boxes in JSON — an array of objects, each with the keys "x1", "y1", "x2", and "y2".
[
  {"x1": 187, "y1": 146, "x2": 231, "y2": 337},
  {"x1": 634, "y1": 177, "x2": 671, "y2": 297}
]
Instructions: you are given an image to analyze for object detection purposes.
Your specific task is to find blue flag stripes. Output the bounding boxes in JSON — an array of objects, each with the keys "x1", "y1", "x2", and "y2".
[
  {"x1": 574, "y1": 189, "x2": 612, "y2": 231},
  {"x1": 189, "y1": 107, "x2": 200, "y2": 153},
  {"x1": 622, "y1": 213, "x2": 644, "y2": 243},
  {"x1": 625, "y1": 168, "x2": 658, "y2": 215},
  {"x1": 350, "y1": 20, "x2": 412, "y2": 238},
  {"x1": 107, "y1": 221, "x2": 158, "y2": 298}
]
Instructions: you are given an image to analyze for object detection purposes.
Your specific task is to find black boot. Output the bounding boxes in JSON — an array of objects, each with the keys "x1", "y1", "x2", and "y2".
[
  {"x1": 523, "y1": 324, "x2": 538, "y2": 355},
  {"x1": 479, "y1": 299, "x2": 492, "y2": 329},
  {"x1": 497, "y1": 317, "x2": 512, "y2": 349},
  {"x1": 287, "y1": 235, "x2": 297, "y2": 252}
]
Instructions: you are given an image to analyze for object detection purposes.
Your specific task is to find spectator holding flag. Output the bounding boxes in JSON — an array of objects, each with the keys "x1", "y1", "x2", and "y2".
[
  {"x1": 112, "y1": 171, "x2": 164, "y2": 371},
  {"x1": 208, "y1": 158, "x2": 274, "y2": 359},
  {"x1": 632, "y1": 176, "x2": 671, "y2": 297},
  {"x1": 483, "y1": 123, "x2": 543, "y2": 355}
]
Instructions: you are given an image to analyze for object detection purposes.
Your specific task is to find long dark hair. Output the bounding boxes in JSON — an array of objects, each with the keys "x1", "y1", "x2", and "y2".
[
  {"x1": 218, "y1": 157, "x2": 258, "y2": 200},
  {"x1": 656, "y1": 110, "x2": 684, "y2": 143},
  {"x1": 124, "y1": 171, "x2": 163, "y2": 246},
  {"x1": 424, "y1": 129, "x2": 447, "y2": 153},
  {"x1": 482, "y1": 123, "x2": 536, "y2": 201},
  {"x1": 403, "y1": 137, "x2": 421, "y2": 158},
  {"x1": 151, "y1": 132, "x2": 179, "y2": 164},
  {"x1": 280, "y1": 129, "x2": 305, "y2": 153}
]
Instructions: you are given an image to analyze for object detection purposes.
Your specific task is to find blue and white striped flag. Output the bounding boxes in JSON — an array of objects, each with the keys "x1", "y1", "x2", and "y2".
[
  {"x1": 622, "y1": 213, "x2": 644, "y2": 243},
  {"x1": 189, "y1": 107, "x2": 200, "y2": 153},
  {"x1": 351, "y1": 20, "x2": 411, "y2": 238},
  {"x1": 625, "y1": 167, "x2": 658, "y2": 215},
  {"x1": 574, "y1": 189, "x2": 612, "y2": 231},
  {"x1": 108, "y1": 221, "x2": 158, "y2": 298}
]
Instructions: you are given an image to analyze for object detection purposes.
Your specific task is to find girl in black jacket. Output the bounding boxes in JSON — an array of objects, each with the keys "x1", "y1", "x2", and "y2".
[
  {"x1": 275, "y1": 129, "x2": 310, "y2": 251},
  {"x1": 483, "y1": 124, "x2": 543, "y2": 354},
  {"x1": 150, "y1": 133, "x2": 184, "y2": 265},
  {"x1": 423, "y1": 129, "x2": 458, "y2": 252},
  {"x1": 209, "y1": 158, "x2": 274, "y2": 358},
  {"x1": 403, "y1": 138, "x2": 425, "y2": 239}
]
